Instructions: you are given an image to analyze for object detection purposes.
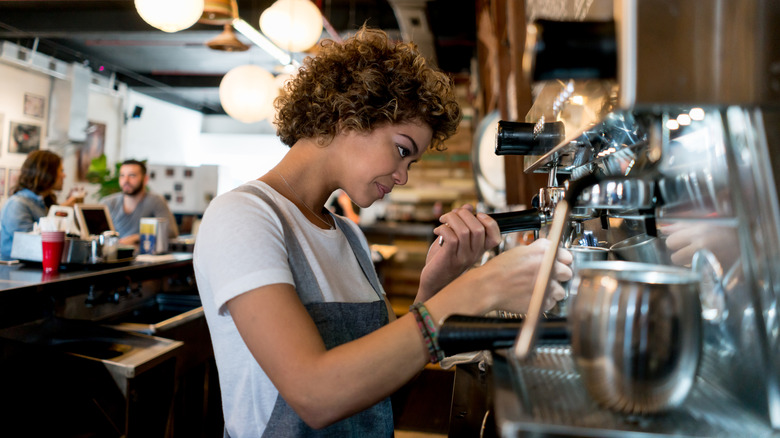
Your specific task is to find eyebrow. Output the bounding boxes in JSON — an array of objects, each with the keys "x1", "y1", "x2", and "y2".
[{"x1": 400, "y1": 134, "x2": 420, "y2": 156}]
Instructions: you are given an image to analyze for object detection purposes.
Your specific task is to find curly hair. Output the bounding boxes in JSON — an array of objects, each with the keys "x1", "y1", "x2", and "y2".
[
  {"x1": 274, "y1": 26, "x2": 461, "y2": 150},
  {"x1": 15, "y1": 150, "x2": 61, "y2": 196}
]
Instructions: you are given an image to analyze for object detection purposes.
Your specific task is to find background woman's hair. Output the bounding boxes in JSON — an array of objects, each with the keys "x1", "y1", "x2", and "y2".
[
  {"x1": 274, "y1": 26, "x2": 461, "y2": 150},
  {"x1": 14, "y1": 150, "x2": 61, "y2": 197}
]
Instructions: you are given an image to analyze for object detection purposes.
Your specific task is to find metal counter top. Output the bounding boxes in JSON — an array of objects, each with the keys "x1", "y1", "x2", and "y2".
[
  {"x1": 0, "y1": 253, "x2": 194, "y2": 329},
  {"x1": 491, "y1": 347, "x2": 777, "y2": 437},
  {"x1": 0, "y1": 253, "x2": 193, "y2": 294}
]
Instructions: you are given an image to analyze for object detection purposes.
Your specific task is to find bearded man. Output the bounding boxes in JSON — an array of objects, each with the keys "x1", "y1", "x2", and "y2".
[{"x1": 101, "y1": 159, "x2": 179, "y2": 245}]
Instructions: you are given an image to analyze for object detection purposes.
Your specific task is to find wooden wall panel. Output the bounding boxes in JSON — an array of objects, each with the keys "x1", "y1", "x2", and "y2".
[{"x1": 475, "y1": 0, "x2": 548, "y2": 208}]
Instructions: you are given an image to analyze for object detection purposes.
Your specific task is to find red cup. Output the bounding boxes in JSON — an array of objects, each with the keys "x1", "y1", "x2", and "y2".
[{"x1": 41, "y1": 231, "x2": 66, "y2": 274}]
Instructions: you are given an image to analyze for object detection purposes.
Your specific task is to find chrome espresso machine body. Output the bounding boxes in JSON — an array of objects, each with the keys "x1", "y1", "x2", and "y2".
[{"x1": 483, "y1": 0, "x2": 780, "y2": 436}]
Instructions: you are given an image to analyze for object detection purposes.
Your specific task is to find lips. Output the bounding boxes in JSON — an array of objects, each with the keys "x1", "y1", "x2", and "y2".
[{"x1": 376, "y1": 183, "x2": 391, "y2": 198}]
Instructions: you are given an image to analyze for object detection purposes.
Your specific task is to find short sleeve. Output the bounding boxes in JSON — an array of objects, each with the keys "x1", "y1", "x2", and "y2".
[{"x1": 193, "y1": 190, "x2": 293, "y2": 315}]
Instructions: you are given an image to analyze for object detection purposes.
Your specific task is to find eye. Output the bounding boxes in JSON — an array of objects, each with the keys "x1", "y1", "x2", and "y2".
[{"x1": 397, "y1": 144, "x2": 411, "y2": 158}]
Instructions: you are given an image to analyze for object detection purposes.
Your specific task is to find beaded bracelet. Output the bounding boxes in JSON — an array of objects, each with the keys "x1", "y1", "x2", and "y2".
[
  {"x1": 410, "y1": 303, "x2": 446, "y2": 363},
  {"x1": 410, "y1": 306, "x2": 438, "y2": 363}
]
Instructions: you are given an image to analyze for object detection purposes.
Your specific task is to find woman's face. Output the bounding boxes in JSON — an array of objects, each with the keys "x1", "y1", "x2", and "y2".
[
  {"x1": 53, "y1": 164, "x2": 65, "y2": 191},
  {"x1": 338, "y1": 121, "x2": 432, "y2": 208}
]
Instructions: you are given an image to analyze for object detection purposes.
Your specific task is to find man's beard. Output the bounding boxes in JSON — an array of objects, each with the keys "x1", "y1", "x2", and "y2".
[{"x1": 122, "y1": 183, "x2": 144, "y2": 196}]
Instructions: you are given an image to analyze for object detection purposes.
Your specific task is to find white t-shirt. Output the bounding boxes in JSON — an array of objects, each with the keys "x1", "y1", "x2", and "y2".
[{"x1": 193, "y1": 180, "x2": 384, "y2": 437}]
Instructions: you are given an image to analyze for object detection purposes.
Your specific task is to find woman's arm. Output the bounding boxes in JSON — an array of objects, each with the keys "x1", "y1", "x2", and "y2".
[
  {"x1": 226, "y1": 235, "x2": 573, "y2": 429},
  {"x1": 3, "y1": 198, "x2": 37, "y2": 233}
]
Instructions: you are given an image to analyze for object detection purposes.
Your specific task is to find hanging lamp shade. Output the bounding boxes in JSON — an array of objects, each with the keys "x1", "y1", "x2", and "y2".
[
  {"x1": 259, "y1": 0, "x2": 323, "y2": 53},
  {"x1": 207, "y1": 24, "x2": 249, "y2": 51},
  {"x1": 199, "y1": 0, "x2": 237, "y2": 25},
  {"x1": 219, "y1": 65, "x2": 276, "y2": 123},
  {"x1": 135, "y1": 0, "x2": 204, "y2": 33}
]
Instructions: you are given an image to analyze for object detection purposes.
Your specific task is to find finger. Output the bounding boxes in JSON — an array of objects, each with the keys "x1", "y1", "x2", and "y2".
[
  {"x1": 552, "y1": 260, "x2": 573, "y2": 283},
  {"x1": 543, "y1": 287, "x2": 564, "y2": 311},
  {"x1": 453, "y1": 208, "x2": 487, "y2": 254},
  {"x1": 476, "y1": 212, "x2": 501, "y2": 249},
  {"x1": 441, "y1": 208, "x2": 484, "y2": 255},
  {"x1": 549, "y1": 282, "x2": 566, "y2": 301},
  {"x1": 670, "y1": 246, "x2": 696, "y2": 266},
  {"x1": 433, "y1": 223, "x2": 457, "y2": 249},
  {"x1": 556, "y1": 247, "x2": 573, "y2": 265},
  {"x1": 664, "y1": 232, "x2": 688, "y2": 251},
  {"x1": 458, "y1": 203, "x2": 475, "y2": 214}
]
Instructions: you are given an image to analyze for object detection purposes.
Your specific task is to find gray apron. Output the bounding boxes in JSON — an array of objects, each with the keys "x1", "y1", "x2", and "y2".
[{"x1": 229, "y1": 185, "x2": 393, "y2": 438}]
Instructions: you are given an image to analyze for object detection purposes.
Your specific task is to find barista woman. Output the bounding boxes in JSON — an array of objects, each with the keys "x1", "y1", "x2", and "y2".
[
  {"x1": 0, "y1": 150, "x2": 81, "y2": 259},
  {"x1": 194, "y1": 27, "x2": 573, "y2": 437}
]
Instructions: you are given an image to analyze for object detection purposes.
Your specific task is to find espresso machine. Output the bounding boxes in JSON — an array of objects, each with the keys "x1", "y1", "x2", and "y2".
[{"x1": 442, "y1": 0, "x2": 780, "y2": 436}]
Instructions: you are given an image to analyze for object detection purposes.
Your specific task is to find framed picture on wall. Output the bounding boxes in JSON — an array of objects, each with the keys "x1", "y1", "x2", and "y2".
[
  {"x1": 8, "y1": 122, "x2": 41, "y2": 155},
  {"x1": 78, "y1": 121, "x2": 106, "y2": 181},
  {"x1": 23, "y1": 93, "x2": 46, "y2": 118}
]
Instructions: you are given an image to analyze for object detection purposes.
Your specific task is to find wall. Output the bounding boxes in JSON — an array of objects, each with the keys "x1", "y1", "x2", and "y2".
[
  {"x1": 123, "y1": 91, "x2": 203, "y2": 166},
  {"x1": 0, "y1": 62, "x2": 52, "y2": 201},
  {"x1": 192, "y1": 131, "x2": 289, "y2": 194},
  {"x1": 0, "y1": 57, "x2": 291, "y2": 212},
  {"x1": 122, "y1": 91, "x2": 290, "y2": 196}
]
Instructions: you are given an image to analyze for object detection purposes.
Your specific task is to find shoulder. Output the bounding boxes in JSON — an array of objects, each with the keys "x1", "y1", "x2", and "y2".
[
  {"x1": 101, "y1": 192, "x2": 122, "y2": 205},
  {"x1": 145, "y1": 192, "x2": 170, "y2": 207},
  {"x1": 1, "y1": 194, "x2": 22, "y2": 213},
  {"x1": 1, "y1": 193, "x2": 36, "y2": 220},
  {"x1": 5, "y1": 191, "x2": 37, "y2": 208},
  {"x1": 200, "y1": 182, "x2": 282, "y2": 231},
  {"x1": 195, "y1": 183, "x2": 288, "y2": 264}
]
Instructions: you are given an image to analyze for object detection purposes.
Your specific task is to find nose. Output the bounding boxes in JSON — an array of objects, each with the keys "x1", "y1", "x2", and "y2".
[{"x1": 393, "y1": 166, "x2": 408, "y2": 186}]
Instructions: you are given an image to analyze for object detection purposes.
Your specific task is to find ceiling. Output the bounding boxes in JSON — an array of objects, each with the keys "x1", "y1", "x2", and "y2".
[{"x1": 0, "y1": 0, "x2": 477, "y2": 116}]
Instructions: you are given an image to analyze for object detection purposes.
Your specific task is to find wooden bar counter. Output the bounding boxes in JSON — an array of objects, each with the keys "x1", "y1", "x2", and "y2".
[{"x1": 0, "y1": 254, "x2": 223, "y2": 438}]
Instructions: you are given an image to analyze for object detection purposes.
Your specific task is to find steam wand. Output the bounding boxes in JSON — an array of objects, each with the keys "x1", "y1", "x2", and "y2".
[{"x1": 513, "y1": 173, "x2": 599, "y2": 359}]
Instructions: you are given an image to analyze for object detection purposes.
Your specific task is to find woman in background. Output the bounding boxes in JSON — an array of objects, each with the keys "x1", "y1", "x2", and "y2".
[{"x1": 0, "y1": 150, "x2": 80, "y2": 259}]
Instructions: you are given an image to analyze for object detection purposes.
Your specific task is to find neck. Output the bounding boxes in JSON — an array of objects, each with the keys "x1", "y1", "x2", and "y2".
[
  {"x1": 269, "y1": 142, "x2": 335, "y2": 210},
  {"x1": 123, "y1": 191, "x2": 146, "y2": 212}
]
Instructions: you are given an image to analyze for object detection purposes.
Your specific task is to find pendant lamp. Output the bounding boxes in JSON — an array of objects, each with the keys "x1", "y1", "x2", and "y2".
[
  {"x1": 207, "y1": 24, "x2": 250, "y2": 51},
  {"x1": 259, "y1": 0, "x2": 323, "y2": 53},
  {"x1": 219, "y1": 65, "x2": 277, "y2": 123},
  {"x1": 134, "y1": 0, "x2": 204, "y2": 33},
  {"x1": 200, "y1": 0, "x2": 237, "y2": 25}
]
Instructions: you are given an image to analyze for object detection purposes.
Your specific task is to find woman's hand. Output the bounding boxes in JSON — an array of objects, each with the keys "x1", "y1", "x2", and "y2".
[
  {"x1": 59, "y1": 187, "x2": 85, "y2": 207},
  {"x1": 660, "y1": 221, "x2": 740, "y2": 268},
  {"x1": 416, "y1": 205, "x2": 501, "y2": 302},
  {"x1": 478, "y1": 238, "x2": 573, "y2": 313}
]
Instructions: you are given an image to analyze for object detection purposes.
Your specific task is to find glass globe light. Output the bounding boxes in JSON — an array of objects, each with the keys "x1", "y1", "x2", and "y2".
[
  {"x1": 219, "y1": 65, "x2": 277, "y2": 123},
  {"x1": 135, "y1": 0, "x2": 205, "y2": 33},
  {"x1": 259, "y1": 0, "x2": 323, "y2": 52}
]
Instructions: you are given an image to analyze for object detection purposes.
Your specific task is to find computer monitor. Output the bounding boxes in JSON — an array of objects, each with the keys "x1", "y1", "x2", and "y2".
[{"x1": 74, "y1": 204, "x2": 115, "y2": 239}]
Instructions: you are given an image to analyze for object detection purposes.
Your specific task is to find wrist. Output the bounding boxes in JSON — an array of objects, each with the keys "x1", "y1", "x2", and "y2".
[{"x1": 424, "y1": 266, "x2": 495, "y2": 324}]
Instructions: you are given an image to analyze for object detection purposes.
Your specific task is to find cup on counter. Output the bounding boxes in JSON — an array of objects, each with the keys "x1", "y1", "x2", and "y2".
[
  {"x1": 41, "y1": 230, "x2": 66, "y2": 274},
  {"x1": 139, "y1": 217, "x2": 169, "y2": 255}
]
